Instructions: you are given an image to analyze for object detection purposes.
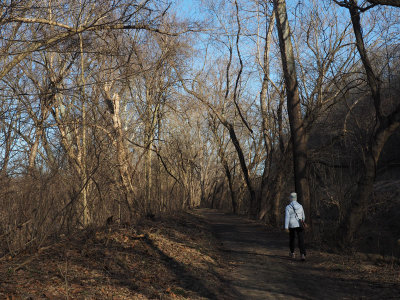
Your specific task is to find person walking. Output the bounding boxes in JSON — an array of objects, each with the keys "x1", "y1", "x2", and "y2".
[{"x1": 284, "y1": 192, "x2": 306, "y2": 261}]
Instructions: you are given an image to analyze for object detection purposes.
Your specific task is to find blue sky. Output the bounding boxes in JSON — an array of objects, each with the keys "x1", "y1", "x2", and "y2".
[{"x1": 173, "y1": 0, "x2": 205, "y2": 21}]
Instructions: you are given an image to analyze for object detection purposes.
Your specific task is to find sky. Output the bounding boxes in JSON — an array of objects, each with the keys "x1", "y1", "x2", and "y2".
[{"x1": 173, "y1": 0, "x2": 203, "y2": 20}]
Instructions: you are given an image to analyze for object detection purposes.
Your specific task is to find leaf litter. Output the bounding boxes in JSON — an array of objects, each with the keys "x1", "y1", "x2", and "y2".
[{"x1": 0, "y1": 211, "x2": 232, "y2": 299}]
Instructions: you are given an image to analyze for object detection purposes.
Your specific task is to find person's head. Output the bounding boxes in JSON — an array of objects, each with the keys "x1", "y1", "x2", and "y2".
[{"x1": 290, "y1": 192, "x2": 297, "y2": 202}]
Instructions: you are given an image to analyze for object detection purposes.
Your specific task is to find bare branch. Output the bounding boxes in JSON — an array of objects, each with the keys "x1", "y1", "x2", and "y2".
[
  {"x1": 232, "y1": 0, "x2": 253, "y2": 135},
  {"x1": 367, "y1": 0, "x2": 400, "y2": 7}
]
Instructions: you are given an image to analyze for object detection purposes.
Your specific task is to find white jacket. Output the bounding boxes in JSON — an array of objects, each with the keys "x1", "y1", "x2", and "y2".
[{"x1": 285, "y1": 201, "x2": 305, "y2": 229}]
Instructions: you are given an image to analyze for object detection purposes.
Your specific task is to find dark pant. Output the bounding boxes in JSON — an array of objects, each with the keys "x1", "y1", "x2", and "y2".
[{"x1": 289, "y1": 227, "x2": 306, "y2": 255}]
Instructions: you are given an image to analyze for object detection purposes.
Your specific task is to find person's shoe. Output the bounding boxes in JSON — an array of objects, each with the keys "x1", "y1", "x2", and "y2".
[
  {"x1": 289, "y1": 252, "x2": 296, "y2": 259},
  {"x1": 301, "y1": 254, "x2": 306, "y2": 261}
]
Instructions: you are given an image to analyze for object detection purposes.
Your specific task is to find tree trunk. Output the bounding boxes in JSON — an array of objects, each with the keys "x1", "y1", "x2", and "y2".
[
  {"x1": 341, "y1": 124, "x2": 399, "y2": 243},
  {"x1": 52, "y1": 99, "x2": 91, "y2": 227},
  {"x1": 28, "y1": 126, "x2": 42, "y2": 171},
  {"x1": 338, "y1": 0, "x2": 400, "y2": 244},
  {"x1": 220, "y1": 153, "x2": 237, "y2": 214},
  {"x1": 271, "y1": 169, "x2": 284, "y2": 226},
  {"x1": 273, "y1": 0, "x2": 310, "y2": 219},
  {"x1": 258, "y1": 12, "x2": 275, "y2": 220},
  {"x1": 144, "y1": 89, "x2": 152, "y2": 214},
  {"x1": 211, "y1": 120, "x2": 238, "y2": 213},
  {"x1": 79, "y1": 38, "x2": 90, "y2": 227},
  {"x1": 227, "y1": 123, "x2": 257, "y2": 216},
  {"x1": 105, "y1": 90, "x2": 135, "y2": 220},
  {"x1": 144, "y1": 132, "x2": 152, "y2": 214},
  {"x1": 0, "y1": 122, "x2": 15, "y2": 175}
]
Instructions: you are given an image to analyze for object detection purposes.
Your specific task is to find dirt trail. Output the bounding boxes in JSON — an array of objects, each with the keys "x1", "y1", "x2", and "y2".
[{"x1": 194, "y1": 208, "x2": 400, "y2": 300}]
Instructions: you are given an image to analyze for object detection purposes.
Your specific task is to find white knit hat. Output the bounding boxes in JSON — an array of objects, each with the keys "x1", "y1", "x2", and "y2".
[{"x1": 290, "y1": 192, "x2": 297, "y2": 201}]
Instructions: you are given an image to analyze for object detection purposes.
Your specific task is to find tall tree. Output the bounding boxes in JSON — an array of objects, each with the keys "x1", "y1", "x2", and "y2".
[
  {"x1": 273, "y1": 0, "x2": 311, "y2": 218},
  {"x1": 334, "y1": 0, "x2": 400, "y2": 244}
]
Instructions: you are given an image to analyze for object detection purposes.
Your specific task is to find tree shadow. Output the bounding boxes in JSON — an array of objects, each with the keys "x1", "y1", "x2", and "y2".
[
  {"x1": 64, "y1": 233, "x2": 224, "y2": 299},
  {"x1": 141, "y1": 234, "x2": 220, "y2": 299}
]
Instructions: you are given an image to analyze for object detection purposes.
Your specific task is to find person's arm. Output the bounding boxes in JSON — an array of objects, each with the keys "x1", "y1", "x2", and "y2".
[
  {"x1": 284, "y1": 206, "x2": 290, "y2": 231},
  {"x1": 301, "y1": 207, "x2": 305, "y2": 221}
]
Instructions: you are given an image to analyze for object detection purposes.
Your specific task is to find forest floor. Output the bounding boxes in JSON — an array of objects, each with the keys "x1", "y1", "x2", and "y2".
[{"x1": 0, "y1": 208, "x2": 399, "y2": 299}]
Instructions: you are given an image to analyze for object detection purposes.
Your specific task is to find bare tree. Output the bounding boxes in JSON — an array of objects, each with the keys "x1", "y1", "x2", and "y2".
[
  {"x1": 273, "y1": 0, "x2": 311, "y2": 218},
  {"x1": 333, "y1": 0, "x2": 400, "y2": 244}
]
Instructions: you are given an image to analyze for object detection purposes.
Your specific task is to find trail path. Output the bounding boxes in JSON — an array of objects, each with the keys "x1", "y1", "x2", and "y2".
[{"x1": 195, "y1": 208, "x2": 399, "y2": 300}]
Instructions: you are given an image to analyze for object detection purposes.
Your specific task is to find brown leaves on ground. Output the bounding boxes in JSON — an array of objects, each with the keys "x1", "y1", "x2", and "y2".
[
  {"x1": 0, "y1": 212, "x2": 229, "y2": 300},
  {"x1": 303, "y1": 250, "x2": 400, "y2": 288},
  {"x1": 1, "y1": 210, "x2": 399, "y2": 299}
]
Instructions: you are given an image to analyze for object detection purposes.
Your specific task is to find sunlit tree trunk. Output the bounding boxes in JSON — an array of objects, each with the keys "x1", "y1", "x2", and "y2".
[
  {"x1": 144, "y1": 89, "x2": 152, "y2": 214},
  {"x1": 104, "y1": 87, "x2": 135, "y2": 220},
  {"x1": 144, "y1": 87, "x2": 161, "y2": 214},
  {"x1": 28, "y1": 125, "x2": 42, "y2": 171},
  {"x1": 79, "y1": 33, "x2": 90, "y2": 226}
]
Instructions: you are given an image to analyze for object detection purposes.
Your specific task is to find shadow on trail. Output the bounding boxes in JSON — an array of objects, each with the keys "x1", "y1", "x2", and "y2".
[
  {"x1": 220, "y1": 248, "x2": 295, "y2": 262},
  {"x1": 61, "y1": 229, "x2": 224, "y2": 299},
  {"x1": 195, "y1": 208, "x2": 400, "y2": 300},
  {"x1": 142, "y1": 236, "x2": 219, "y2": 299}
]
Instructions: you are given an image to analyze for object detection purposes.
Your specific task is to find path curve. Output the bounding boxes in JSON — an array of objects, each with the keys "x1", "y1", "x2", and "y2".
[{"x1": 194, "y1": 208, "x2": 398, "y2": 300}]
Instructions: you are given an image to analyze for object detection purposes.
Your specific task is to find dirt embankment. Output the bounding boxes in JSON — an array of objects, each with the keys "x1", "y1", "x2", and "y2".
[{"x1": 0, "y1": 212, "x2": 233, "y2": 299}]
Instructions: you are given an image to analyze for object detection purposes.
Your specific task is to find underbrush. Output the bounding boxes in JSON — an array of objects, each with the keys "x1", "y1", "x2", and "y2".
[{"x1": 308, "y1": 179, "x2": 400, "y2": 263}]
